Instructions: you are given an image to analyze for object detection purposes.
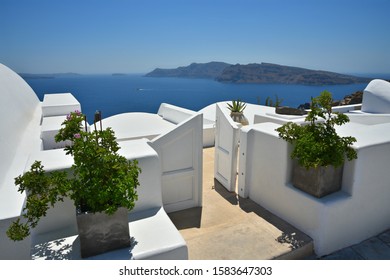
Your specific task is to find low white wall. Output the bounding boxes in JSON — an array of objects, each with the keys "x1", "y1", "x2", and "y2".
[
  {"x1": 158, "y1": 102, "x2": 215, "y2": 147},
  {"x1": 199, "y1": 102, "x2": 279, "y2": 147},
  {"x1": 202, "y1": 123, "x2": 215, "y2": 148},
  {"x1": 29, "y1": 139, "x2": 188, "y2": 260},
  {"x1": 238, "y1": 122, "x2": 390, "y2": 256},
  {"x1": 332, "y1": 104, "x2": 362, "y2": 113},
  {"x1": 0, "y1": 217, "x2": 32, "y2": 260},
  {"x1": 157, "y1": 103, "x2": 196, "y2": 124},
  {"x1": 346, "y1": 113, "x2": 390, "y2": 125}
]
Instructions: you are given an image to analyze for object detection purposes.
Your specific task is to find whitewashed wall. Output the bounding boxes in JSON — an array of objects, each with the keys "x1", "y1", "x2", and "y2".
[
  {"x1": 238, "y1": 121, "x2": 390, "y2": 256},
  {"x1": 0, "y1": 64, "x2": 42, "y2": 259},
  {"x1": 158, "y1": 103, "x2": 215, "y2": 147}
]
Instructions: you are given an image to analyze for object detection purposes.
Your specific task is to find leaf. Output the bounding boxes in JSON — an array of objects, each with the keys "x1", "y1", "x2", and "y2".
[{"x1": 275, "y1": 91, "x2": 357, "y2": 168}]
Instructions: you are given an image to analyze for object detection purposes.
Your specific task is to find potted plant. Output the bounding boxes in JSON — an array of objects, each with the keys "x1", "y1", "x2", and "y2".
[
  {"x1": 227, "y1": 99, "x2": 249, "y2": 125},
  {"x1": 265, "y1": 94, "x2": 283, "y2": 108},
  {"x1": 7, "y1": 110, "x2": 141, "y2": 258},
  {"x1": 276, "y1": 91, "x2": 357, "y2": 198}
]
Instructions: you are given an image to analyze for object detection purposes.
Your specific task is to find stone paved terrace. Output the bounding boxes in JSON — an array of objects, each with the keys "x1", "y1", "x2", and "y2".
[
  {"x1": 314, "y1": 230, "x2": 390, "y2": 260},
  {"x1": 169, "y1": 147, "x2": 314, "y2": 260},
  {"x1": 168, "y1": 147, "x2": 390, "y2": 260}
]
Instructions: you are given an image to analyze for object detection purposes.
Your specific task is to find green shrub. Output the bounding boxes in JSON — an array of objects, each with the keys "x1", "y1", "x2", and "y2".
[
  {"x1": 276, "y1": 91, "x2": 357, "y2": 169},
  {"x1": 7, "y1": 111, "x2": 141, "y2": 241}
]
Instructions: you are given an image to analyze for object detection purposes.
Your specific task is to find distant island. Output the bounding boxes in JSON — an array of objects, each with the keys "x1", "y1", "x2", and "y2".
[
  {"x1": 145, "y1": 62, "x2": 231, "y2": 79},
  {"x1": 146, "y1": 62, "x2": 371, "y2": 85}
]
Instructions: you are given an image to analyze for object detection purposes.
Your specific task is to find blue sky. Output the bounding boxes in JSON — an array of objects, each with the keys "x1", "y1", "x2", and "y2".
[{"x1": 1, "y1": 0, "x2": 389, "y2": 74}]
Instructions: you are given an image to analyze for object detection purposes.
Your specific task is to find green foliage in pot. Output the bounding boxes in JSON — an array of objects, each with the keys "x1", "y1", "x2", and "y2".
[
  {"x1": 227, "y1": 99, "x2": 246, "y2": 113},
  {"x1": 7, "y1": 111, "x2": 141, "y2": 241},
  {"x1": 265, "y1": 95, "x2": 283, "y2": 107},
  {"x1": 276, "y1": 91, "x2": 357, "y2": 169}
]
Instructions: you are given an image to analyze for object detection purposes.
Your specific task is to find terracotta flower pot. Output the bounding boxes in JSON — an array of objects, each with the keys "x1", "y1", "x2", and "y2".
[{"x1": 230, "y1": 112, "x2": 249, "y2": 126}]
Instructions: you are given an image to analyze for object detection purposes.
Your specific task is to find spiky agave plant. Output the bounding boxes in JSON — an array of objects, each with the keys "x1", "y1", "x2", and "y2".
[{"x1": 227, "y1": 100, "x2": 246, "y2": 113}]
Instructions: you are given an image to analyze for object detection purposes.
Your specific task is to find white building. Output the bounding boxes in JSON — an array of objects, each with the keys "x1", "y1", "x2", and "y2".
[{"x1": 1, "y1": 63, "x2": 389, "y2": 259}]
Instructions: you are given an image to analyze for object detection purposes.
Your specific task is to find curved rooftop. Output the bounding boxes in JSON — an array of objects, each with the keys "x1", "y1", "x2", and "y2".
[{"x1": 362, "y1": 79, "x2": 390, "y2": 113}]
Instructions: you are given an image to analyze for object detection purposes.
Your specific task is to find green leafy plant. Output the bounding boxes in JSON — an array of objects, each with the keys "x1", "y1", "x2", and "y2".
[
  {"x1": 265, "y1": 95, "x2": 283, "y2": 107},
  {"x1": 276, "y1": 91, "x2": 357, "y2": 169},
  {"x1": 7, "y1": 110, "x2": 141, "y2": 241},
  {"x1": 227, "y1": 99, "x2": 246, "y2": 113}
]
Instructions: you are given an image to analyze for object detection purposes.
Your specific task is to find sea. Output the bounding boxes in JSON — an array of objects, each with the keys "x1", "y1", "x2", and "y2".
[{"x1": 25, "y1": 74, "x2": 371, "y2": 122}]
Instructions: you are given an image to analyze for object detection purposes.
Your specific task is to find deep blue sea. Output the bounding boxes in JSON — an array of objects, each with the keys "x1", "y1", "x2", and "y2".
[{"x1": 25, "y1": 75, "x2": 369, "y2": 122}]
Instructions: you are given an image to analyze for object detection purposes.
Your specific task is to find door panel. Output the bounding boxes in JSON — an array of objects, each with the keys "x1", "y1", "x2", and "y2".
[{"x1": 214, "y1": 104, "x2": 240, "y2": 192}]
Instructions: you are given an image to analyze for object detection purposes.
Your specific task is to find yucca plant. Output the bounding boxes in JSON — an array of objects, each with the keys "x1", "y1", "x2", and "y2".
[{"x1": 227, "y1": 99, "x2": 246, "y2": 113}]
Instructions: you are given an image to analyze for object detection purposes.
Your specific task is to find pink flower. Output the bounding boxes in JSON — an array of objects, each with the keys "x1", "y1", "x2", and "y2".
[
  {"x1": 75, "y1": 110, "x2": 81, "y2": 115},
  {"x1": 66, "y1": 114, "x2": 71, "y2": 120},
  {"x1": 74, "y1": 133, "x2": 81, "y2": 139}
]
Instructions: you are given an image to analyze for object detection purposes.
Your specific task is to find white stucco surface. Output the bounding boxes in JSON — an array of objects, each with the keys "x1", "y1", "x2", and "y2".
[
  {"x1": 233, "y1": 80, "x2": 390, "y2": 256},
  {"x1": 41, "y1": 93, "x2": 81, "y2": 117},
  {"x1": 238, "y1": 121, "x2": 390, "y2": 256},
  {"x1": 158, "y1": 102, "x2": 215, "y2": 147},
  {"x1": 199, "y1": 101, "x2": 277, "y2": 125},
  {"x1": 0, "y1": 64, "x2": 188, "y2": 260},
  {"x1": 100, "y1": 112, "x2": 176, "y2": 141},
  {"x1": 30, "y1": 139, "x2": 188, "y2": 260},
  {"x1": 0, "y1": 64, "x2": 43, "y2": 259},
  {"x1": 0, "y1": 64, "x2": 42, "y2": 219},
  {"x1": 3, "y1": 60, "x2": 389, "y2": 260},
  {"x1": 237, "y1": 107, "x2": 390, "y2": 257},
  {"x1": 40, "y1": 115, "x2": 72, "y2": 149},
  {"x1": 157, "y1": 103, "x2": 197, "y2": 124},
  {"x1": 361, "y1": 79, "x2": 390, "y2": 113},
  {"x1": 150, "y1": 114, "x2": 203, "y2": 213}
]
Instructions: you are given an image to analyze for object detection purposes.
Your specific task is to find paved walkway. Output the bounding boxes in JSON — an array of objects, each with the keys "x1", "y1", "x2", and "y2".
[
  {"x1": 169, "y1": 147, "x2": 313, "y2": 259},
  {"x1": 312, "y1": 229, "x2": 390, "y2": 260},
  {"x1": 168, "y1": 147, "x2": 390, "y2": 260}
]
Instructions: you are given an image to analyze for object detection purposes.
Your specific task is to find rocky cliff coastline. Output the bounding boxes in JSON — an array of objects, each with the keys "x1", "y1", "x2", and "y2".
[
  {"x1": 297, "y1": 91, "x2": 364, "y2": 110},
  {"x1": 216, "y1": 63, "x2": 370, "y2": 85},
  {"x1": 146, "y1": 62, "x2": 230, "y2": 79},
  {"x1": 146, "y1": 62, "x2": 371, "y2": 85}
]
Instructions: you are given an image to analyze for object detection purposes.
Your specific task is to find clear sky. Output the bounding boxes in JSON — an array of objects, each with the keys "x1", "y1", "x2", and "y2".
[{"x1": 1, "y1": 0, "x2": 389, "y2": 74}]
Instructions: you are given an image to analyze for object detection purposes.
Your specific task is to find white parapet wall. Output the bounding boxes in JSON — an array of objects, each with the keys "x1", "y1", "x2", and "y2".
[
  {"x1": 0, "y1": 63, "x2": 190, "y2": 260},
  {"x1": 345, "y1": 113, "x2": 390, "y2": 125},
  {"x1": 158, "y1": 102, "x2": 215, "y2": 147},
  {"x1": 238, "y1": 121, "x2": 390, "y2": 256},
  {"x1": 29, "y1": 139, "x2": 188, "y2": 260},
  {"x1": 0, "y1": 64, "x2": 42, "y2": 259},
  {"x1": 158, "y1": 103, "x2": 197, "y2": 124},
  {"x1": 0, "y1": 63, "x2": 85, "y2": 259}
]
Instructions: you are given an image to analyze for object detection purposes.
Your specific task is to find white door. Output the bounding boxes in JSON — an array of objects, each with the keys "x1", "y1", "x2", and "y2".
[
  {"x1": 214, "y1": 103, "x2": 240, "y2": 192},
  {"x1": 150, "y1": 114, "x2": 203, "y2": 213}
]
